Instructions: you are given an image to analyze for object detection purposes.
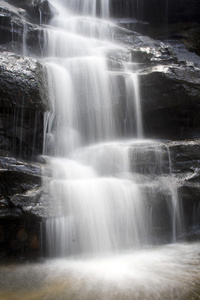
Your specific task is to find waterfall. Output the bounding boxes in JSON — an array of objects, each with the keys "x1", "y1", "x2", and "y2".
[
  {"x1": 43, "y1": 0, "x2": 183, "y2": 257},
  {"x1": 22, "y1": 19, "x2": 27, "y2": 57},
  {"x1": 49, "y1": 0, "x2": 110, "y2": 18}
]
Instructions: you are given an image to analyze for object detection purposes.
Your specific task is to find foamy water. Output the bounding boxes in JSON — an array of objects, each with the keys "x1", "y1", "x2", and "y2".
[{"x1": 0, "y1": 243, "x2": 200, "y2": 299}]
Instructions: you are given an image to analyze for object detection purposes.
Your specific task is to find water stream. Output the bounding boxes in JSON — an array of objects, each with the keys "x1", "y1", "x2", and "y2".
[
  {"x1": 42, "y1": 0, "x2": 150, "y2": 257},
  {"x1": 42, "y1": 0, "x2": 183, "y2": 258}
]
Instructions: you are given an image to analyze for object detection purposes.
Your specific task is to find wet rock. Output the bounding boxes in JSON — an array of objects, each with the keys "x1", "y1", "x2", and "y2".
[
  {"x1": 109, "y1": 30, "x2": 200, "y2": 140},
  {"x1": 112, "y1": 27, "x2": 138, "y2": 46},
  {"x1": 0, "y1": 51, "x2": 48, "y2": 110},
  {"x1": 0, "y1": 214, "x2": 42, "y2": 259},
  {"x1": 3, "y1": 0, "x2": 54, "y2": 24},
  {"x1": 0, "y1": 108, "x2": 44, "y2": 159},
  {"x1": 10, "y1": 188, "x2": 47, "y2": 218},
  {"x1": 166, "y1": 140, "x2": 200, "y2": 174},
  {"x1": 111, "y1": 0, "x2": 200, "y2": 56},
  {"x1": 140, "y1": 64, "x2": 200, "y2": 111},
  {"x1": 0, "y1": 1, "x2": 47, "y2": 56},
  {"x1": 0, "y1": 156, "x2": 44, "y2": 259},
  {"x1": 110, "y1": 0, "x2": 200, "y2": 25},
  {"x1": 17, "y1": 228, "x2": 28, "y2": 241},
  {"x1": 30, "y1": 234, "x2": 40, "y2": 249},
  {"x1": 129, "y1": 142, "x2": 171, "y2": 175},
  {"x1": 128, "y1": 139, "x2": 200, "y2": 233},
  {"x1": 0, "y1": 135, "x2": 11, "y2": 152},
  {"x1": 0, "y1": 2, "x2": 48, "y2": 259},
  {"x1": 11, "y1": 189, "x2": 41, "y2": 207},
  {"x1": 110, "y1": 37, "x2": 200, "y2": 140},
  {"x1": 0, "y1": 51, "x2": 48, "y2": 158},
  {"x1": 130, "y1": 39, "x2": 178, "y2": 65},
  {"x1": 0, "y1": 2, "x2": 31, "y2": 42},
  {"x1": 0, "y1": 156, "x2": 49, "y2": 220},
  {"x1": 0, "y1": 157, "x2": 42, "y2": 197},
  {"x1": 167, "y1": 0, "x2": 200, "y2": 25},
  {"x1": 139, "y1": 64, "x2": 200, "y2": 139},
  {"x1": 177, "y1": 24, "x2": 200, "y2": 56},
  {"x1": 0, "y1": 208, "x2": 23, "y2": 219},
  {"x1": 128, "y1": 139, "x2": 200, "y2": 177},
  {"x1": 0, "y1": 1, "x2": 26, "y2": 46},
  {"x1": 166, "y1": 140, "x2": 200, "y2": 229},
  {"x1": 178, "y1": 184, "x2": 200, "y2": 229}
]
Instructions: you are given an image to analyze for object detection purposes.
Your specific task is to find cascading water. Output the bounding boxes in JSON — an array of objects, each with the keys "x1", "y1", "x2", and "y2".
[{"x1": 42, "y1": 0, "x2": 183, "y2": 258}]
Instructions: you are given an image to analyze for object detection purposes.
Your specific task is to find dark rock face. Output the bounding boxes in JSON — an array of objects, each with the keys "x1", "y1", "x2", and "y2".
[
  {"x1": 168, "y1": 140, "x2": 200, "y2": 231},
  {"x1": 0, "y1": 0, "x2": 50, "y2": 159},
  {"x1": 140, "y1": 64, "x2": 200, "y2": 139},
  {"x1": 0, "y1": 1, "x2": 49, "y2": 259},
  {"x1": 0, "y1": 157, "x2": 46, "y2": 259},
  {"x1": 128, "y1": 139, "x2": 200, "y2": 239},
  {"x1": 0, "y1": 52, "x2": 48, "y2": 159},
  {"x1": 0, "y1": 215, "x2": 41, "y2": 259},
  {"x1": 117, "y1": 33, "x2": 200, "y2": 140},
  {"x1": 110, "y1": 0, "x2": 200, "y2": 25},
  {"x1": 112, "y1": 31, "x2": 200, "y2": 140},
  {"x1": 167, "y1": 140, "x2": 200, "y2": 174},
  {"x1": 111, "y1": 0, "x2": 200, "y2": 57},
  {"x1": 4, "y1": 0, "x2": 54, "y2": 24},
  {"x1": 0, "y1": 51, "x2": 48, "y2": 110},
  {"x1": 0, "y1": 1, "x2": 47, "y2": 57}
]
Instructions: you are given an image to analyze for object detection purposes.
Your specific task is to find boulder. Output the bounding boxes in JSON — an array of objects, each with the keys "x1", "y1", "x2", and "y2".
[
  {"x1": 140, "y1": 64, "x2": 200, "y2": 139},
  {"x1": 0, "y1": 51, "x2": 48, "y2": 110},
  {"x1": 140, "y1": 64, "x2": 200, "y2": 111},
  {"x1": 0, "y1": 51, "x2": 48, "y2": 158}
]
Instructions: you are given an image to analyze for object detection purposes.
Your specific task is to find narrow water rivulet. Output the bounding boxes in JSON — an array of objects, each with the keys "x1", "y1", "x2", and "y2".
[{"x1": 2, "y1": 0, "x2": 200, "y2": 299}]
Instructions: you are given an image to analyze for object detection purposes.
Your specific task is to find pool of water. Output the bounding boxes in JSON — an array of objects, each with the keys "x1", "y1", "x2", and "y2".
[{"x1": 0, "y1": 242, "x2": 200, "y2": 300}]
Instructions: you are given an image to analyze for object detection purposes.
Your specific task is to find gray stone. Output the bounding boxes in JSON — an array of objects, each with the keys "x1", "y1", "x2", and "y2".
[
  {"x1": 0, "y1": 51, "x2": 48, "y2": 110},
  {"x1": 3, "y1": 0, "x2": 54, "y2": 24}
]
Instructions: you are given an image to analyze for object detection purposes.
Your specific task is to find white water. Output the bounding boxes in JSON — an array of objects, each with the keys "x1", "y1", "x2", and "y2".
[
  {"x1": 22, "y1": 19, "x2": 27, "y2": 56},
  {"x1": 42, "y1": 0, "x2": 183, "y2": 259},
  {"x1": 1, "y1": 243, "x2": 200, "y2": 299}
]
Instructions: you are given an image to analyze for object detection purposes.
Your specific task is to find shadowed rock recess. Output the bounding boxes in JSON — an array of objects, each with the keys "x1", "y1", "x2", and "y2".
[{"x1": 0, "y1": 0, "x2": 200, "y2": 259}]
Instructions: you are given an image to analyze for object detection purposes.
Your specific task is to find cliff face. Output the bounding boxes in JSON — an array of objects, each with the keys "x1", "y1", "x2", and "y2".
[
  {"x1": 0, "y1": 0, "x2": 49, "y2": 259},
  {"x1": 110, "y1": 0, "x2": 200, "y2": 23},
  {"x1": 0, "y1": 0, "x2": 200, "y2": 259},
  {"x1": 110, "y1": 0, "x2": 200, "y2": 56}
]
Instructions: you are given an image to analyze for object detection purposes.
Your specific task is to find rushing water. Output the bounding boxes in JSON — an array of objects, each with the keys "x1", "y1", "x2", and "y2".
[
  {"x1": 41, "y1": 0, "x2": 185, "y2": 257},
  {"x1": 42, "y1": 0, "x2": 152, "y2": 257}
]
